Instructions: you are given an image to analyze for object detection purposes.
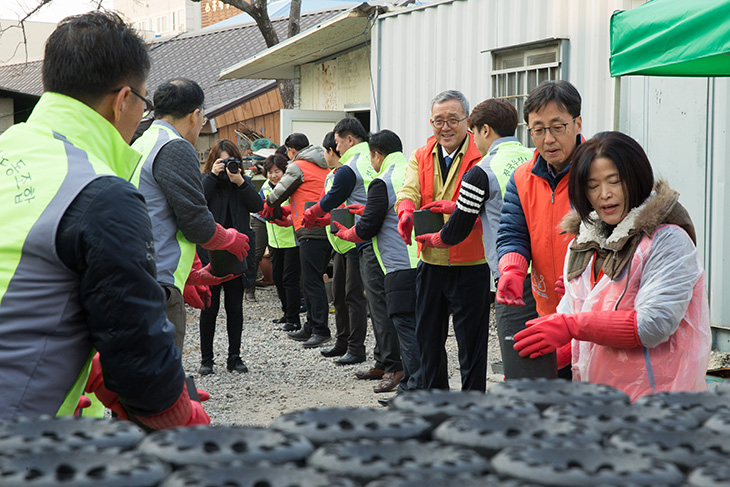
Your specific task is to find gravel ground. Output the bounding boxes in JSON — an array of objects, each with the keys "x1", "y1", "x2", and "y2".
[
  {"x1": 181, "y1": 284, "x2": 502, "y2": 427},
  {"x1": 181, "y1": 283, "x2": 730, "y2": 427}
]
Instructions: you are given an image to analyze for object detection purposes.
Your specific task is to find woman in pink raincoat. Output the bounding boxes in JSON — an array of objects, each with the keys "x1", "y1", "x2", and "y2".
[{"x1": 513, "y1": 131, "x2": 711, "y2": 401}]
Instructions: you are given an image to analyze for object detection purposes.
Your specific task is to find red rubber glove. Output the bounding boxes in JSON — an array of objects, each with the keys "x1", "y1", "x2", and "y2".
[
  {"x1": 556, "y1": 343, "x2": 572, "y2": 369},
  {"x1": 421, "y1": 199, "x2": 456, "y2": 214},
  {"x1": 397, "y1": 200, "x2": 416, "y2": 245},
  {"x1": 415, "y1": 231, "x2": 450, "y2": 249},
  {"x1": 302, "y1": 202, "x2": 326, "y2": 229},
  {"x1": 273, "y1": 216, "x2": 293, "y2": 227},
  {"x1": 496, "y1": 253, "x2": 528, "y2": 307},
  {"x1": 183, "y1": 284, "x2": 211, "y2": 309},
  {"x1": 332, "y1": 220, "x2": 364, "y2": 243},
  {"x1": 513, "y1": 310, "x2": 640, "y2": 359},
  {"x1": 85, "y1": 354, "x2": 211, "y2": 429},
  {"x1": 74, "y1": 395, "x2": 92, "y2": 416},
  {"x1": 137, "y1": 382, "x2": 211, "y2": 430},
  {"x1": 555, "y1": 275, "x2": 565, "y2": 297},
  {"x1": 85, "y1": 353, "x2": 129, "y2": 420},
  {"x1": 345, "y1": 204, "x2": 365, "y2": 216},
  {"x1": 279, "y1": 205, "x2": 292, "y2": 218},
  {"x1": 202, "y1": 223, "x2": 249, "y2": 260},
  {"x1": 186, "y1": 253, "x2": 236, "y2": 286},
  {"x1": 312, "y1": 214, "x2": 331, "y2": 227},
  {"x1": 260, "y1": 202, "x2": 277, "y2": 219}
]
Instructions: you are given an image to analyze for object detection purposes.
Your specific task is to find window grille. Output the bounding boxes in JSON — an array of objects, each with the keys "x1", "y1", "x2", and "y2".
[{"x1": 492, "y1": 42, "x2": 562, "y2": 147}]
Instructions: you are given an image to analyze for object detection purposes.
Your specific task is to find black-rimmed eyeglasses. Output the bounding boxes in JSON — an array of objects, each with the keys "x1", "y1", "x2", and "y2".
[
  {"x1": 430, "y1": 116, "x2": 468, "y2": 129},
  {"x1": 528, "y1": 118, "x2": 576, "y2": 138},
  {"x1": 110, "y1": 86, "x2": 154, "y2": 117}
]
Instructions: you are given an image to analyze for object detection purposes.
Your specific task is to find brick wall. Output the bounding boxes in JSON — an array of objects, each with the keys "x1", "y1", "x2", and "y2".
[{"x1": 200, "y1": 0, "x2": 245, "y2": 28}]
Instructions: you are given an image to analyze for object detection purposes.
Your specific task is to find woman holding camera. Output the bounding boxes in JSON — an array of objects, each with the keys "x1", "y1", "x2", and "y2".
[{"x1": 198, "y1": 139, "x2": 263, "y2": 375}]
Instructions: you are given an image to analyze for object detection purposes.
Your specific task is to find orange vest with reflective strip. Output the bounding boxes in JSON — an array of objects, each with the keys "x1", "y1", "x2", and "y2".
[{"x1": 416, "y1": 134, "x2": 485, "y2": 264}]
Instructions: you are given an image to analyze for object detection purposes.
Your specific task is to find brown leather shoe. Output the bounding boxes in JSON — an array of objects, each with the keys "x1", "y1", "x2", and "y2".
[
  {"x1": 355, "y1": 366, "x2": 384, "y2": 380},
  {"x1": 373, "y1": 370, "x2": 404, "y2": 393}
]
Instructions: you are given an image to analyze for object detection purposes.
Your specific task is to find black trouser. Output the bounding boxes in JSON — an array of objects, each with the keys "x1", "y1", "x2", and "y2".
[
  {"x1": 332, "y1": 248, "x2": 367, "y2": 356},
  {"x1": 199, "y1": 277, "x2": 244, "y2": 362},
  {"x1": 496, "y1": 273, "x2": 569, "y2": 379},
  {"x1": 359, "y1": 242, "x2": 402, "y2": 373},
  {"x1": 299, "y1": 238, "x2": 331, "y2": 337},
  {"x1": 415, "y1": 261, "x2": 490, "y2": 391},
  {"x1": 385, "y1": 268, "x2": 421, "y2": 392},
  {"x1": 270, "y1": 246, "x2": 301, "y2": 325},
  {"x1": 163, "y1": 285, "x2": 186, "y2": 351}
]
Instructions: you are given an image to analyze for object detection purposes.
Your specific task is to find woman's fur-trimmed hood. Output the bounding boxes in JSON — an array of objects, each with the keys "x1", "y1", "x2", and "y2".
[{"x1": 560, "y1": 179, "x2": 696, "y2": 281}]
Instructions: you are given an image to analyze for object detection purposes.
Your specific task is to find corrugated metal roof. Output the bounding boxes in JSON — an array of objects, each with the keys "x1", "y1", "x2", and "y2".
[
  {"x1": 0, "y1": 8, "x2": 347, "y2": 116},
  {"x1": 219, "y1": 3, "x2": 381, "y2": 80}
]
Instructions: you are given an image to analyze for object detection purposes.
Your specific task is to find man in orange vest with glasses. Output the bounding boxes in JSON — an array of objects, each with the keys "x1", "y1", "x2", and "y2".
[{"x1": 395, "y1": 90, "x2": 490, "y2": 392}]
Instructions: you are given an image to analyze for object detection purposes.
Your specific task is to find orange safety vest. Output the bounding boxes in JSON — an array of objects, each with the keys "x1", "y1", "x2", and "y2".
[
  {"x1": 288, "y1": 158, "x2": 330, "y2": 231},
  {"x1": 513, "y1": 151, "x2": 573, "y2": 316},
  {"x1": 416, "y1": 134, "x2": 485, "y2": 264}
]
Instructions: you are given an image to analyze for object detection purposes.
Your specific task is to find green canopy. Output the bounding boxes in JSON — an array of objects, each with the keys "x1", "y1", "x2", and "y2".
[{"x1": 610, "y1": 0, "x2": 730, "y2": 77}]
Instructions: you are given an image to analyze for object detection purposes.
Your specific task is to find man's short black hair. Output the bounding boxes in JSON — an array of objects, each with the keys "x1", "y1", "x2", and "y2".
[
  {"x1": 523, "y1": 80, "x2": 581, "y2": 124},
  {"x1": 569, "y1": 131, "x2": 654, "y2": 221},
  {"x1": 369, "y1": 129, "x2": 402, "y2": 158},
  {"x1": 333, "y1": 118, "x2": 368, "y2": 143},
  {"x1": 284, "y1": 133, "x2": 309, "y2": 151},
  {"x1": 322, "y1": 131, "x2": 339, "y2": 156},
  {"x1": 42, "y1": 11, "x2": 149, "y2": 107},
  {"x1": 467, "y1": 98, "x2": 518, "y2": 137},
  {"x1": 153, "y1": 78, "x2": 205, "y2": 120}
]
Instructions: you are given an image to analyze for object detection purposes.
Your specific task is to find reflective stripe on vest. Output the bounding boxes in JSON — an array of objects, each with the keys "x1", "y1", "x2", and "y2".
[
  {"x1": 324, "y1": 168, "x2": 356, "y2": 254},
  {"x1": 371, "y1": 152, "x2": 418, "y2": 274},
  {"x1": 260, "y1": 181, "x2": 298, "y2": 248},
  {"x1": 0, "y1": 130, "x2": 109, "y2": 418},
  {"x1": 131, "y1": 122, "x2": 195, "y2": 291}
]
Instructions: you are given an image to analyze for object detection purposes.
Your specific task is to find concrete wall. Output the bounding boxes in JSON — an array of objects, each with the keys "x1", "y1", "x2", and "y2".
[
  {"x1": 116, "y1": 0, "x2": 200, "y2": 38},
  {"x1": 0, "y1": 19, "x2": 56, "y2": 65},
  {"x1": 299, "y1": 46, "x2": 371, "y2": 111}
]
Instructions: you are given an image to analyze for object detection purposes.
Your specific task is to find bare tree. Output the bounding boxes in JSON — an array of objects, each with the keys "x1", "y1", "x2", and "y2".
[
  {"x1": 0, "y1": 0, "x2": 53, "y2": 65},
  {"x1": 191, "y1": 0, "x2": 302, "y2": 108}
]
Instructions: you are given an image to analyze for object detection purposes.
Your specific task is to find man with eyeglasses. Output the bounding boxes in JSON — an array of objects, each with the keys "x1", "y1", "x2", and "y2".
[
  {"x1": 496, "y1": 80, "x2": 584, "y2": 379},
  {"x1": 0, "y1": 12, "x2": 209, "y2": 427},
  {"x1": 395, "y1": 90, "x2": 490, "y2": 392},
  {"x1": 131, "y1": 78, "x2": 250, "y2": 351}
]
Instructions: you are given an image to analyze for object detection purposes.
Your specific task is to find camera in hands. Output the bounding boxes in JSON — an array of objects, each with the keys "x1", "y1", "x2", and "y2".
[{"x1": 223, "y1": 157, "x2": 242, "y2": 174}]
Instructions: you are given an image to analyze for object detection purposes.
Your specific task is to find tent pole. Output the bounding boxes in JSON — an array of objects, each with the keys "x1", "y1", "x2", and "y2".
[{"x1": 612, "y1": 76, "x2": 621, "y2": 131}]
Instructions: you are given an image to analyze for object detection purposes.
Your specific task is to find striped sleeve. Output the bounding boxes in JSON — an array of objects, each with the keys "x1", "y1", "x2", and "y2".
[{"x1": 440, "y1": 166, "x2": 489, "y2": 245}]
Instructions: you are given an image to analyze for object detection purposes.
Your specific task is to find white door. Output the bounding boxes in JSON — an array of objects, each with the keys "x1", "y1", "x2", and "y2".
[{"x1": 280, "y1": 109, "x2": 348, "y2": 148}]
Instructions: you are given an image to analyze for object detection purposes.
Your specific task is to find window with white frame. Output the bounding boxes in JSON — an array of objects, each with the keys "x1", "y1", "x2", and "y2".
[
  {"x1": 156, "y1": 15, "x2": 169, "y2": 35},
  {"x1": 491, "y1": 41, "x2": 562, "y2": 147}
]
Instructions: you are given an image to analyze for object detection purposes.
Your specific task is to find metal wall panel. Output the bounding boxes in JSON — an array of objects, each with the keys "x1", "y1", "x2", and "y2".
[
  {"x1": 372, "y1": 0, "x2": 730, "y2": 331},
  {"x1": 372, "y1": 0, "x2": 636, "y2": 155},
  {"x1": 707, "y1": 78, "x2": 730, "y2": 332}
]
